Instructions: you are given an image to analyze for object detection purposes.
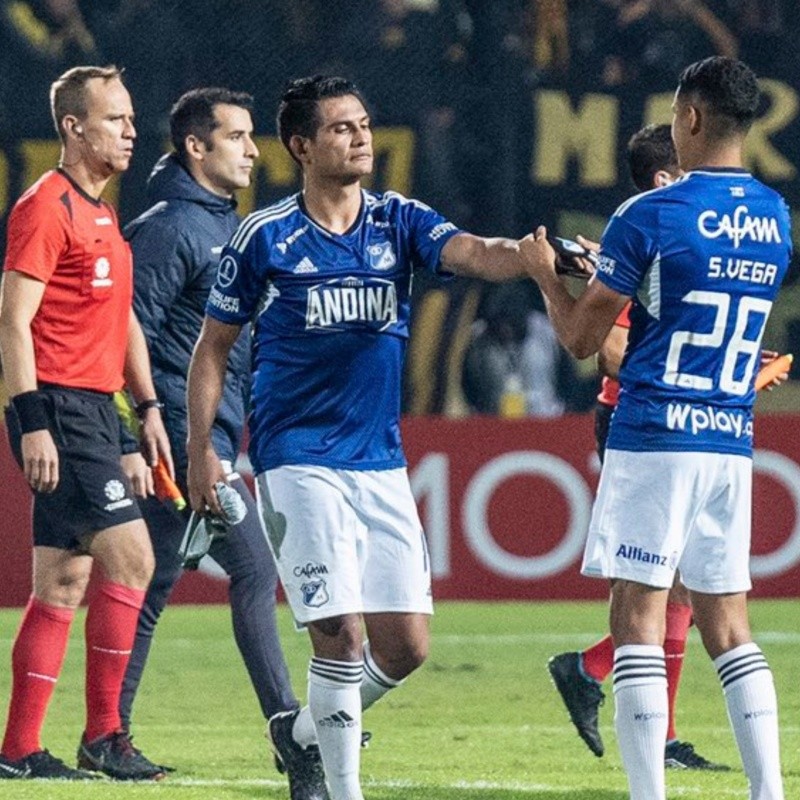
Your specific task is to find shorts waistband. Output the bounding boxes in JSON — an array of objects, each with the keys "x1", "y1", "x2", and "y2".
[{"x1": 38, "y1": 383, "x2": 115, "y2": 402}]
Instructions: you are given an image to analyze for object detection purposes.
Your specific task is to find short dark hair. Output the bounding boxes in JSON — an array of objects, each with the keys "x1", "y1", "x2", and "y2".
[
  {"x1": 627, "y1": 124, "x2": 678, "y2": 192},
  {"x1": 677, "y1": 56, "x2": 760, "y2": 137},
  {"x1": 276, "y1": 75, "x2": 368, "y2": 163},
  {"x1": 170, "y1": 87, "x2": 254, "y2": 162},
  {"x1": 50, "y1": 65, "x2": 124, "y2": 142}
]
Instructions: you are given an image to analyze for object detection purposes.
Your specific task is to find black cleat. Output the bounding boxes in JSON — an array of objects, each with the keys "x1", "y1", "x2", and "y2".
[
  {"x1": 665, "y1": 740, "x2": 731, "y2": 771},
  {"x1": 77, "y1": 730, "x2": 166, "y2": 781},
  {"x1": 269, "y1": 710, "x2": 330, "y2": 800},
  {"x1": 273, "y1": 728, "x2": 372, "y2": 774},
  {"x1": 548, "y1": 651, "x2": 606, "y2": 757},
  {"x1": 122, "y1": 730, "x2": 175, "y2": 774},
  {"x1": 0, "y1": 749, "x2": 99, "y2": 780}
]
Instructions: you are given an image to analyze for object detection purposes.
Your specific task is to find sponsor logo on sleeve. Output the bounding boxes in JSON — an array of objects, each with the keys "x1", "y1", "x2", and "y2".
[
  {"x1": 596, "y1": 254, "x2": 616, "y2": 275},
  {"x1": 209, "y1": 287, "x2": 240, "y2": 314},
  {"x1": 428, "y1": 222, "x2": 457, "y2": 242},
  {"x1": 217, "y1": 255, "x2": 238, "y2": 288}
]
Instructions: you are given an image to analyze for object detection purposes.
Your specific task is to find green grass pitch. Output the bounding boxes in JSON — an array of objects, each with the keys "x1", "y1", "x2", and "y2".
[{"x1": 0, "y1": 599, "x2": 797, "y2": 799}]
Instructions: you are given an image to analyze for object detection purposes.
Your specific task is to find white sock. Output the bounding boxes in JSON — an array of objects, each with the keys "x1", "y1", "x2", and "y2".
[
  {"x1": 613, "y1": 644, "x2": 668, "y2": 800},
  {"x1": 308, "y1": 657, "x2": 364, "y2": 800},
  {"x1": 292, "y1": 641, "x2": 404, "y2": 747},
  {"x1": 715, "y1": 643, "x2": 784, "y2": 800},
  {"x1": 291, "y1": 705, "x2": 317, "y2": 749},
  {"x1": 361, "y1": 641, "x2": 403, "y2": 711}
]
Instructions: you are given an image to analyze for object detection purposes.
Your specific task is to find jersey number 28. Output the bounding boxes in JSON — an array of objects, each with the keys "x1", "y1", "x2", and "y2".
[{"x1": 664, "y1": 290, "x2": 772, "y2": 396}]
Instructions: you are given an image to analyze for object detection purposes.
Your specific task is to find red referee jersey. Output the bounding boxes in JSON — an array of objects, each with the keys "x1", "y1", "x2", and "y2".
[
  {"x1": 597, "y1": 303, "x2": 632, "y2": 408},
  {"x1": 3, "y1": 169, "x2": 132, "y2": 393}
]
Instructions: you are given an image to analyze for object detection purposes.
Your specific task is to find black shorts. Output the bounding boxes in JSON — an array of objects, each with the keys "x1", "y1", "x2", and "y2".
[
  {"x1": 594, "y1": 401, "x2": 615, "y2": 465},
  {"x1": 5, "y1": 386, "x2": 142, "y2": 549}
]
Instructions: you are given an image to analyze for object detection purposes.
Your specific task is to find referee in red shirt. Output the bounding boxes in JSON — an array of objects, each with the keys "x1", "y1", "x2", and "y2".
[{"x1": 0, "y1": 66, "x2": 171, "y2": 781}]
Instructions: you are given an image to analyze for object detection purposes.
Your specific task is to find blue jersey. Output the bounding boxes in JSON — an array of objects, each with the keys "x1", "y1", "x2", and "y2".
[
  {"x1": 205, "y1": 190, "x2": 460, "y2": 473},
  {"x1": 596, "y1": 168, "x2": 791, "y2": 456}
]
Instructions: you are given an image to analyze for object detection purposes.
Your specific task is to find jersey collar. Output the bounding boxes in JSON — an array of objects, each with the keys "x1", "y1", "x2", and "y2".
[
  {"x1": 56, "y1": 168, "x2": 105, "y2": 207},
  {"x1": 687, "y1": 166, "x2": 751, "y2": 176},
  {"x1": 297, "y1": 190, "x2": 366, "y2": 238}
]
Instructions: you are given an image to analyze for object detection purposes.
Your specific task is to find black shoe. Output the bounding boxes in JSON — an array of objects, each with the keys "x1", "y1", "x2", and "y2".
[
  {"x1": 122, "y1": 729, "x2": 175, "y2": 774},
  {"x1": 77, "y1": 730, "x2": 166, "y2": 781},
  {"x1": 547, "y1": 651, "x2": 606, "y2": 757},
  {"x1": 665, "y1": 740, "x2": 731, "y2": 771},
  {"x1": 268, "y1": 710, "x2": 330, "y2": 800},
  {"x1": 0, "y1": 749, "x2": 99, "y2": 780},
  {"x1": 273, "y1": 728, "x2": 373, "y2": 774}
]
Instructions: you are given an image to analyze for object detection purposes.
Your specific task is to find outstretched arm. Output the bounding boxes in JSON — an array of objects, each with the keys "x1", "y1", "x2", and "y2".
[{"x1": 440, "y1": 232, "x2": 528, "y2": 281}]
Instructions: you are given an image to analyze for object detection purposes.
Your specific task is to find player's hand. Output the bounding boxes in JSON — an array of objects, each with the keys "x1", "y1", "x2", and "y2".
[
  {"x1": 757, "y1": 350, "x2": 791, "y2": 391},
  {"x1": 520, "y1": 225, "x2": 558, "y2": 282},
  {"x1": 21, "y1": 429, "x2": 59, "y2": 493},
  {"x1": 121, "y1": 452, "x2": 154, "y2": 498},
  {"x1": 187, "y1": 444, "x2": 227, "y2": 518},
  {"x1": 139, "y1": 406, "x2": 175, "y2": 477},
  {"x1": 576, "y1": 235, "x2": 600, "y2": 254}
]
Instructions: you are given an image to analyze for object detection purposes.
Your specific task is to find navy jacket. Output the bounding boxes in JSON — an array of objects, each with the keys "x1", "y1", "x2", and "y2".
[{"x1": 124, "y1": 154, "x2": 250, "y2": 477}]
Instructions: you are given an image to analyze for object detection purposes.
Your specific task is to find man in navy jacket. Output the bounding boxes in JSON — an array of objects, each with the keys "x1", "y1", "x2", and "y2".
[{"x1": 122, "y1": 88, "x2": 327, "y2": 800}]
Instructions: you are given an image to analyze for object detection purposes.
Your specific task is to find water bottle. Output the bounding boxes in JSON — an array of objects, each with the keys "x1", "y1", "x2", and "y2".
[{"x1": 211, "y1": 481, "x2": 248, "y2": 530}]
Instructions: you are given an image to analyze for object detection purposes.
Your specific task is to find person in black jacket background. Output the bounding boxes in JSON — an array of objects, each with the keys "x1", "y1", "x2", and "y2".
[{"x1": 121, "y1": 88, "x2": 324, "y2": 798}]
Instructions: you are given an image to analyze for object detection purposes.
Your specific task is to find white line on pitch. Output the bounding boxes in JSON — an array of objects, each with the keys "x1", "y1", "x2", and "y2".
[{"x1": 159, "y1": 776, "x2": 754, "y2": 795}]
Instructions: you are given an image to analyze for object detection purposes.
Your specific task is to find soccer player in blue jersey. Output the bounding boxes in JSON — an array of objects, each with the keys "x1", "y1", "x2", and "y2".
[
  {"x1": 185, "y1": 75, "x2": 537, "y2": 800},
  {"x1": 548, "y1": 124, "x2": 729, "y2": 772},
  {"x1": 522, "y1": 57, "x2": 789, "y2": 800}
]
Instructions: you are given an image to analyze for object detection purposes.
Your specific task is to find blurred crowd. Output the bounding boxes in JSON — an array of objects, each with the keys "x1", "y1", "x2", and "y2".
[
  {"x1": 2, "y1": 0, "x2": 795, "y2": 134},
  {"x1": 0, "y1": 0, "x2": 797, "y2": 415}
]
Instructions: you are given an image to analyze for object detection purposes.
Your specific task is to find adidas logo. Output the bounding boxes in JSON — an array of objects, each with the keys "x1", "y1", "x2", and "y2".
[
  {"x1": 317, "y1": 710, "x2": 357, "y2": 728},
  {"x1": 293, "y1": 257, "x2": 318, "y2": 274},
  {"x1": 0, "y1": 759, "x2": 31, "y2": 777}
]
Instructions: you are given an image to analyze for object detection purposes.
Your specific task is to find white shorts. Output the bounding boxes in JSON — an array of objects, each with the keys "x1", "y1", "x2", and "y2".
[
  {"x1": 255, "y1": 465, "x2": 433, "y2": 624},
  {"x1": 582, "y1": 449, "x2": 752, "y2": 593}
]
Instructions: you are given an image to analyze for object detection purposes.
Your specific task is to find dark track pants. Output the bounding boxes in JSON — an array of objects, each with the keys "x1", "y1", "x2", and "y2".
[{"x1": 119, "y1": 474, "x2": 298, "y2": 727}]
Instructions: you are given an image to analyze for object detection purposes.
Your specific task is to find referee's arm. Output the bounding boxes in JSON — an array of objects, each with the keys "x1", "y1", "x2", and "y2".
[
  {"x1": 124, "y1": 309, "x2": 174, "y2": 475},
  {"x1": 0, "y1": 271, "x2": 59, "y2": 492}
]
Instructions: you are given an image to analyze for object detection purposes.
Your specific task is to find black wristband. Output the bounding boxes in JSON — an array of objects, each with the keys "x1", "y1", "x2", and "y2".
[
  {"x1": 11, "y1": 391, "x2": 50, "y2": 434},
  {"x1": 135, "y1": 398, "x2": 164, "y2": 419}
]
